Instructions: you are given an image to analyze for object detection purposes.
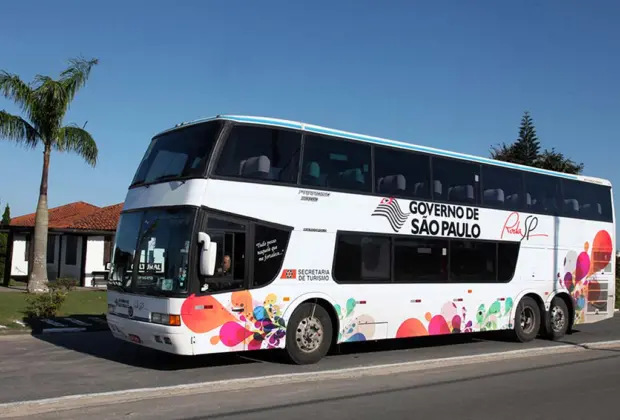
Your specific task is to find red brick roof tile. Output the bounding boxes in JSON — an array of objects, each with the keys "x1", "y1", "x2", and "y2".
[
  {"x1": 70, "y1": 203, "x2": 124, "y2": 231},
  {"x1": 10, "y1": 201, "x2": 123, "y2": 232}
]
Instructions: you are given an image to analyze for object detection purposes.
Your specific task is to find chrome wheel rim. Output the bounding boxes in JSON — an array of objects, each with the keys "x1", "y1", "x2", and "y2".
[
  {"x1": 295, "y1": 316, "x2": 323, "y2": 353},
  {"x1": 551, "y1": 305, "x2": 565, "y2": 332}
]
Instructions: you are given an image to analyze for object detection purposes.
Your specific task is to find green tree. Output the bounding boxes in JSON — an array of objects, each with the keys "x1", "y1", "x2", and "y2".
[
  {"x1": 491, "y1": 111, "x2": 540, "y2": 165},
  {"x1": 490, "y1": 110, "x2": 583, "y2": 174},
  {"x1": 536, "y1": 148, "x2": 584, "y2": 174},
  {"x1": 1, "y1": 203, "x2": 10, "y2": 225},
  {"x1": 0, "y1": 57, "x2": 99, "y2": 293}
]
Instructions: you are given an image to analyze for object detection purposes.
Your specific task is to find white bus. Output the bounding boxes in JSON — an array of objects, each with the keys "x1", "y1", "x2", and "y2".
[{"x1": 106, "y1": 115, "x2": 615, "y2": 364}]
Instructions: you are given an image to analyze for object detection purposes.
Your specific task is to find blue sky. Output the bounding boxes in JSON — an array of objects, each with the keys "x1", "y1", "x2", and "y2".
[{"x1": 1, "y1": 0, "x2": 619, "y2": 233}]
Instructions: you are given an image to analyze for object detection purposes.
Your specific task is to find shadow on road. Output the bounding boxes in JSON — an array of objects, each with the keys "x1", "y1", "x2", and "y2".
[
  {"x1": 29, "y1": 313, "x2": 619, "y2": 372},
  {"x1": 31, "y1": 328, "x2": 532, "y2": 371}
]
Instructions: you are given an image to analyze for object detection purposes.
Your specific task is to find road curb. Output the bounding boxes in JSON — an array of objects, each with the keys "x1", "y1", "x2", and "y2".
[{"x1": 3, "y1": 339, "x2": 620, "y2": 418}]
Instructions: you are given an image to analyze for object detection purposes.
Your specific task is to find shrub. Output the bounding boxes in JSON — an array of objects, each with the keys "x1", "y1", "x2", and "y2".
[
  {"x1": 24, "y1": 277, "x2": 77, "y2": 319},
  {"x1": 25, "y1": 290, "x2": 67, "y2": 319}
]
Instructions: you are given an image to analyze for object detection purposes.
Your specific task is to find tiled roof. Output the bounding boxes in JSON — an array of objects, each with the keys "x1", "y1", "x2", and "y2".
[
  {"x1": 70, "y1": 203, "x2": 124, "y2": 231},
  {"x1": 10, "y1": 201, "x2": 123, "y2": 232}
]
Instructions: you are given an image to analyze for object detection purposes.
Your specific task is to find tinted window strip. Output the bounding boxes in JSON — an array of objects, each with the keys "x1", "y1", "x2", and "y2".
[{"x1": 332, "y1": 232, "x2": 521, "y2": 285}]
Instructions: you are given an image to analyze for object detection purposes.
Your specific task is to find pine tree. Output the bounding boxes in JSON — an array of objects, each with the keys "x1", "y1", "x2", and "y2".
[
  {"x1": 510, "y1": 111, "x2": 540, "y2": 165},
  {"x1": 490, "y1": 110, "x2": 583, "y2": 174},
  {"x1": 1, "y1": 204, "x2": 9, "y2": 226}
]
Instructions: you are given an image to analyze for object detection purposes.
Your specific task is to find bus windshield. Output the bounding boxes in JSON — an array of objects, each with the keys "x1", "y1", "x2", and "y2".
[
  {"x1": 130, "y1": 120, "x2": 223, "y2": 187},
  {"x1": 108, "y1": 208, "x2": 197, "y2": 296}
]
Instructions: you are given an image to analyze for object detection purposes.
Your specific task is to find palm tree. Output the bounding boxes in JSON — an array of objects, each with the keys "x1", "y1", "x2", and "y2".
[{"x1": 0, "y1": 57, "x2": 99, "y2": 293}]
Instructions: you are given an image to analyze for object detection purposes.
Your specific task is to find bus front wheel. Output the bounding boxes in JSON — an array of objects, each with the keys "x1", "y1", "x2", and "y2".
[
  {"x1": 285, "y1": 302, "x2": 333, "y2": 365},
  {"x1": 512, "y1": 296, "x2": 541, "y2": 342}
]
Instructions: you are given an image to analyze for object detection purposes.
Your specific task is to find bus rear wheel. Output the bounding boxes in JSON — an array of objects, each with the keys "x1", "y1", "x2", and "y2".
[
  {"x1": 512, "y1": 296, "x2": 541, "y2": 342},
  {"x1": 544, "y1": 296, "x2": 570, "y2": 340},
  {"x1": 285, "y1": 302, "x2": 333, "y2": 365}
]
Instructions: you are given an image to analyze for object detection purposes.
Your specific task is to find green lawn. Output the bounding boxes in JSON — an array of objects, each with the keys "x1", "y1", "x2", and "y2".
[{"x1": 0, "y1": 290, "x2": 107, "y2": 330}]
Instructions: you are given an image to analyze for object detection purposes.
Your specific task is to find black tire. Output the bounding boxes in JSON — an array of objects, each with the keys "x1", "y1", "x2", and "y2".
[
  {"x1": 512, "y1": 296, "x2": 541, "y2": 343},
  {"x1": 285, "y1": 302, "x2": 333, "y2": 365},
  {"x1": 544, "y1": 296, "x2": 570, "y2": 340}
]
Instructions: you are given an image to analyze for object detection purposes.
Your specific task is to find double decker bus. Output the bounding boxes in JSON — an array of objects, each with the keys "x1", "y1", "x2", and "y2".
[{"x1": 106, "y1": 115, "x2": 615, "y2": 364}]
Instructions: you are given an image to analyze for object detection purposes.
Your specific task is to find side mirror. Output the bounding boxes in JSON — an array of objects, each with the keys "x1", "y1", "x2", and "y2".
[{"x1": 197, "y1": 232, "x2": 217, "y2": 276}]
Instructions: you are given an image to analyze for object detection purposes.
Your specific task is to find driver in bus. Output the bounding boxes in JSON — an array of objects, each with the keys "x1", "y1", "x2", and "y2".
[{"x1": 216, "y1": 255, "x2": 231, "y2": 276}]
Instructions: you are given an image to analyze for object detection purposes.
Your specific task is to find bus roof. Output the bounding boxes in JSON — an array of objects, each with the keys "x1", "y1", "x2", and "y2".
[{"x1": 158, "y1": 114, "x2": 612, "y2": 187}]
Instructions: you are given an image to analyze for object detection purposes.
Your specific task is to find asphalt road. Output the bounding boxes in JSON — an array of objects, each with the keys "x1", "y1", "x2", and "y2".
[
  {"x1": 0, "y1": 314, "x2": 618, "y2": 406},
  {"x1": 10, "y1": 346, "x2": 620, "y2": 420}
]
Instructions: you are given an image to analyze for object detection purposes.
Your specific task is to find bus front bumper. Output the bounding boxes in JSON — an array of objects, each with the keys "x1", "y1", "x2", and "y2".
[{"x1": 106, "y1": 313, "x2": 194, "y2": 355}]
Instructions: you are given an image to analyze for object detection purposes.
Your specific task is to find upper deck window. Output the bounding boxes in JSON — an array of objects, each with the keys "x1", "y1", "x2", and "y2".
[
  {"x1": 301, "y1": 134, "x2": 372, "y2": 193},
  {"x1": 561, "y1": 179, "x2": 613, "y2": 222},
  {"x1": 131, "y1": 121, "x2": 223, "y2": 186},
  {"x1": 524, "y1": 172, "x2": 562, "y2": 215},
  {"x1": 481, "y1": 165, "x2": 526, "y2": 211},
  {"x1": 214, "y1": 125, "x2": 301, "y2": 185},
  {"x1": 374, "y1": 146, "x2": 431, "y2": 199},
  {"x1": 432, "y1": 156, "x2": 481, "y2": 205}
]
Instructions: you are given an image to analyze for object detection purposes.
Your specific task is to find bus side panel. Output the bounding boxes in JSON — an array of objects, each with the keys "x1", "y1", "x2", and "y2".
[{"x1": 554, "y1": 221, "x2": 615, "y2": 325}]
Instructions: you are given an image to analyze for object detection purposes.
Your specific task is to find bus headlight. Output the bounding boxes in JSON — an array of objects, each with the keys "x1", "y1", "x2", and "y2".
[{"x1": 151, "y1": 312, "x2": 181, "y2": 326}]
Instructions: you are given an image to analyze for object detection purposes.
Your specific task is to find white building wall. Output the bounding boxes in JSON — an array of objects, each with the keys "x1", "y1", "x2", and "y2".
[
  {"x1": 10, "y1": 235, "x2": 28, "y2": 277},
  {"x1": 84, "y1": 236, "x2": 106, "y2": 288},
  {"x1": 9, "y1": 232, "x2": 113, "y2": 286}
]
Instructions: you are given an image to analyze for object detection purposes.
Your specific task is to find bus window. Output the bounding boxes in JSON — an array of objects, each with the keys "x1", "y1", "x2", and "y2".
[
  {"x1": 432, "y1": 157, "x2": 480, "y2": 205},
  {"x1": 524, "y1": 172, "x2": 561, "y2": 215},
  {"x1": 253, "y1": 224, "x2": 291, "y2": 288},
  {"x1": 333, "y1": 234, "x2": 391, "y2": 283},
  {"x1": 214, "y1": 125, "x2": 301, "y2": 185},
  {"x1": 374, "y1": 147, "x2": 431, "y2": 199},
  {"x1": 449, "y1": 240, "x2": 497, "y2": 283},
  {"x1": 481, "y1": 165, "x2": 525, "y2": 211},
  {"x1": 497, "y1": 242, "x2": 520, "y2": 282},
  {"x1": 131, "y1": 121, "x2": 222, "y2": 186},
  {"x1": 200, "y1": 218, "x2": 247, "y2": 293},
  {"x1": 561, "y1": 179, "x2": 613, "y2": 222},
  {"x1": 393, "y1": 237, "x2": 448, "y2": 283},
  {"x1": 301, "y1": 134, "x2": 371, "y2": 193}
]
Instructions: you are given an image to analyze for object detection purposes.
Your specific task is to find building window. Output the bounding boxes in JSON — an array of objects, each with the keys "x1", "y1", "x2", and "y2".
[
  {"x1": 24, "y1": 235, "x2": 30, "y2": 261},
  {"x1": 47, "y1": 235, "x2": 55, "y2": 264},
  {"x1": 65, "y1": 235, "x2": 78, "y2": 266}
]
